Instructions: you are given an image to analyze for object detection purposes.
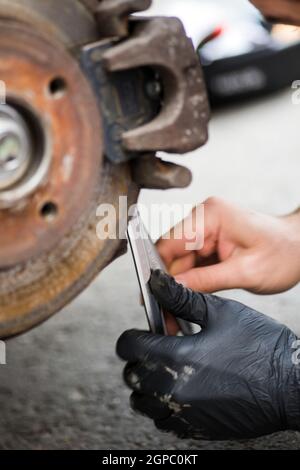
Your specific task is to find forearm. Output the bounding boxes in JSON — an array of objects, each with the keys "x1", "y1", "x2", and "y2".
[{"x1": 250, "y1": 0, "x2": 300, "y2": 26}]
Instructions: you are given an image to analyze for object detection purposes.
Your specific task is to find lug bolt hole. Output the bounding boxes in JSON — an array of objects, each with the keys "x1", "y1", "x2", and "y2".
[
  {"x1": 40, "y1": 202, "x2": 58, "y2": 222},
  {"x1": 48, "y1": 77, "x2": 67, "y2": 99}
]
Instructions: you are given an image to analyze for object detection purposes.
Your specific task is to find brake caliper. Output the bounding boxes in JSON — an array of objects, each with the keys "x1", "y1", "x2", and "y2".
[{"x1": 80, "y1": 0, "x2": 210, "y2": 187}]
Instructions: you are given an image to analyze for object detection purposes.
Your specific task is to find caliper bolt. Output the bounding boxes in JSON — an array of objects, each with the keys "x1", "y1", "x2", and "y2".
[
  {"x1": 0, "y1": 134, "x2": 22, "y2": 171},
  {"x1": 145, "y1": 79, "x2": 163, "y2": 101}
]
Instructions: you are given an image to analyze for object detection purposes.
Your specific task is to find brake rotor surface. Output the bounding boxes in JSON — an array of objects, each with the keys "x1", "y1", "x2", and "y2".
[{"x1": 0, "y1": 0, "x2": 138, "y2": 337}]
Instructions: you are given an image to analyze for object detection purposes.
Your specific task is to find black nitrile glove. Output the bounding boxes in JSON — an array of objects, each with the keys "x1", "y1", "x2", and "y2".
[{"x1": 117, "y1": 270, "x2": 300, "y2": 440}]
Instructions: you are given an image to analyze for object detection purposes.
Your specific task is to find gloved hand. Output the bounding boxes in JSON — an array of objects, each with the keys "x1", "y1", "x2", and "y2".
[{"x1": 117, "y1": 270, "x2": 300, "y2": 440}]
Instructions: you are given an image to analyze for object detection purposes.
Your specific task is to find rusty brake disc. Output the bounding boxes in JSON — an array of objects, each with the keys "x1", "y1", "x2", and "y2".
[{"x1": 0, "y1": 0, "x2": 210, "y2": 338}]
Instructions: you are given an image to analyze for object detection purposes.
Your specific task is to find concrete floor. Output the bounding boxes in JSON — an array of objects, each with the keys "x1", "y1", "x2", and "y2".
[{"x1": 0, "y1": 89, "x2": 300, "y2": 450}]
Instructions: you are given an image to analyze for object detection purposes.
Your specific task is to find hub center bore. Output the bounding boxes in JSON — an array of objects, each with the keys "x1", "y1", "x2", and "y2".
[
  {"x1": 0, "y1": 102, "x2": 51, "y2": 208},
  {"x1": 0, "y1": 105, "x2": 31, "y2": 191}
]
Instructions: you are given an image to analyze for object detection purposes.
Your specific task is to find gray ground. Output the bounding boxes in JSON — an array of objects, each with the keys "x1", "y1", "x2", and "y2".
[{"x1": 0, "y1": 88, "x2": 300, "y2": 450}]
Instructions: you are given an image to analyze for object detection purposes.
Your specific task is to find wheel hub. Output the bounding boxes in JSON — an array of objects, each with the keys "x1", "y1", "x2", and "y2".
[
  {"x1": 0, "y1": 103, "x2": 49, "y2": 201},
  {"x1": 0, "y1": 105, "x2": 31, "y2": 191}
]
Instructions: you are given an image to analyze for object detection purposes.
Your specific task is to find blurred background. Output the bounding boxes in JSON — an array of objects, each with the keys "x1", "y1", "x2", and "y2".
[{"x1": 0, "y1": 0, "x2": 300, "y2": 450}]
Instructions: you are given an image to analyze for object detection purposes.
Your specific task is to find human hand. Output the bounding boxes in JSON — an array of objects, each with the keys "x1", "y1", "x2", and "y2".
[
  {"x1": 157, "y1": 198, "x2": 300, "y2": 294},
  {"x1": 117, "y1": 270, "x2": 300, "y2": 440}
]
